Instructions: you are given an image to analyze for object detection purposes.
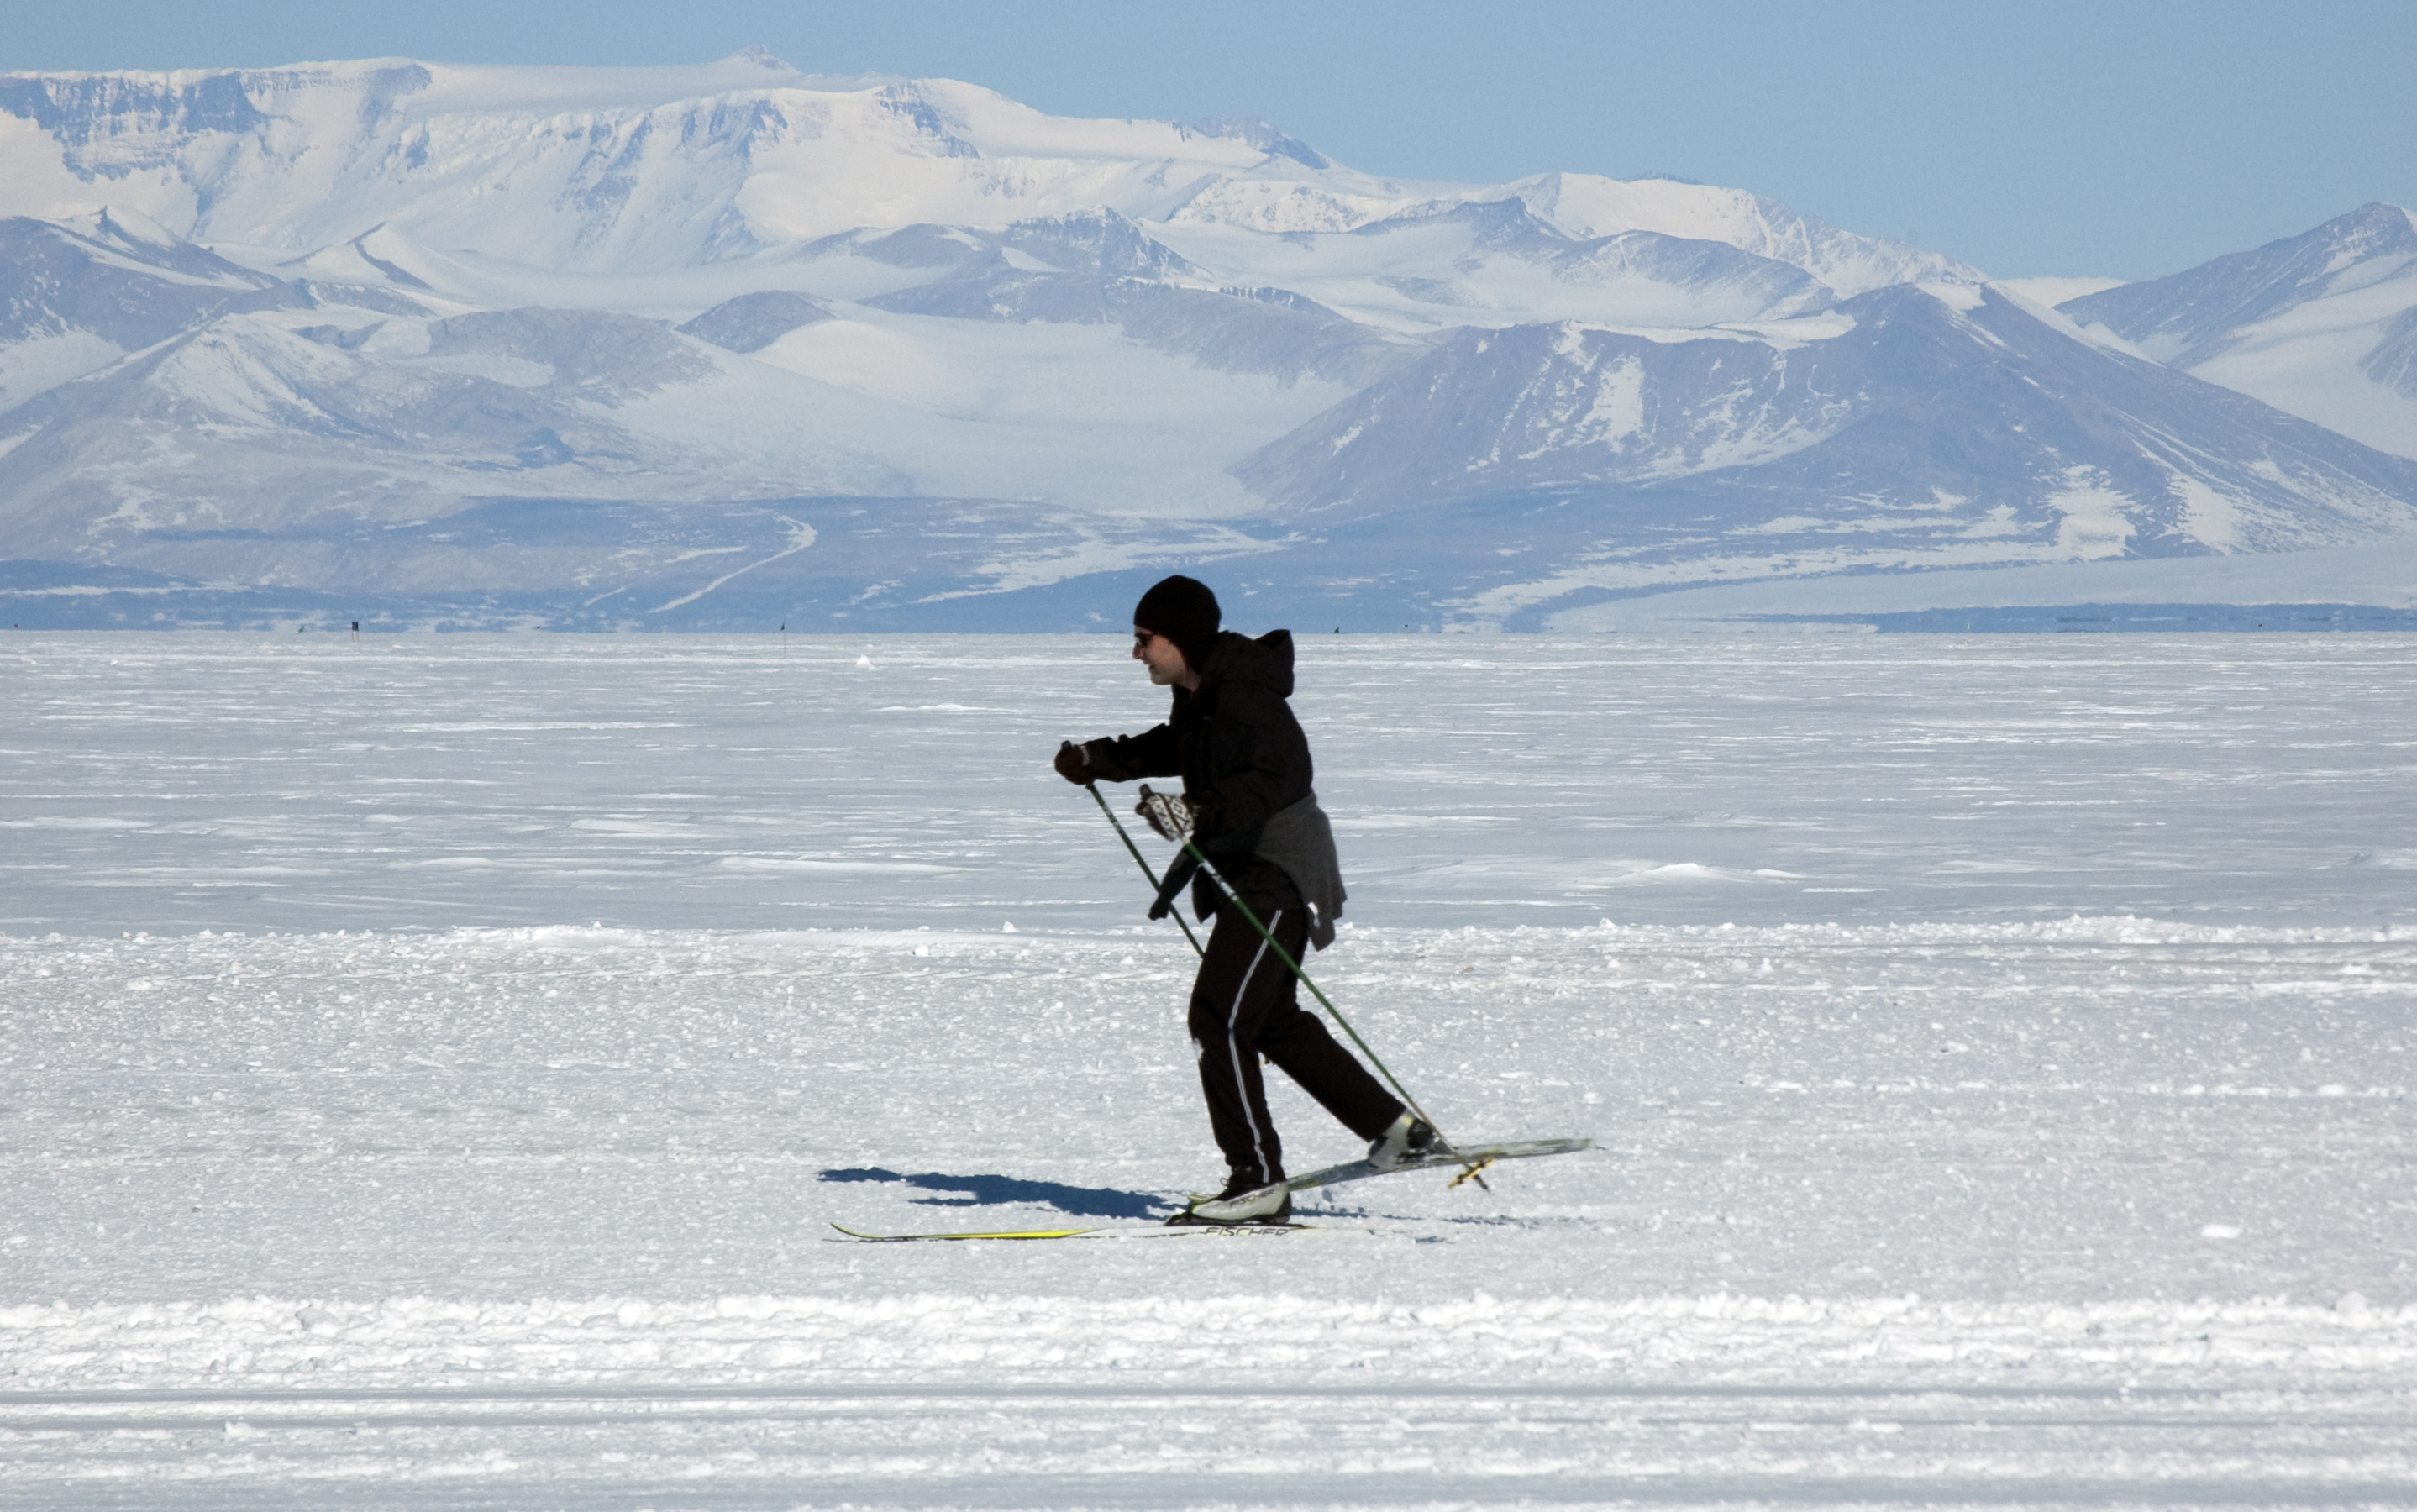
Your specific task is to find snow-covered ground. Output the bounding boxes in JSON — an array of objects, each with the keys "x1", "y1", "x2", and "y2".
[{"x1": 4, "y1": 633, "x2": 2414, "y2": 1507}]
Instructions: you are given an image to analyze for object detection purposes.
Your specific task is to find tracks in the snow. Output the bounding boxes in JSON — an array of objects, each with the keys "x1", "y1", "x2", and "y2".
[{"x1": 6, "y1": 1381, "x2": 2414, "y2": 1509}]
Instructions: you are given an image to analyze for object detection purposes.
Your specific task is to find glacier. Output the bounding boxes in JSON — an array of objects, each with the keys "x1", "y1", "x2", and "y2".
[{"x1": 0, "y1": 53, "x2": 2413, "y2": 631}]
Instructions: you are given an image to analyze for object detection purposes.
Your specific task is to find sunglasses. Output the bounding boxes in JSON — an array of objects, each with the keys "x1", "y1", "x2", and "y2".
[{"x1": 1133, "y1": 630, "x2": 1160, "y2": 648}]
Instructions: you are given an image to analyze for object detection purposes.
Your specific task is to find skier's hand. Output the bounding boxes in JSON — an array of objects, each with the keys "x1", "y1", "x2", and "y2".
[
  {"x1": 1053, "y1": 740, "x2": 1093, "y2": 785},
  {"x1": 1136, "y1": 787, "x2": 1195, "y2": 843}
]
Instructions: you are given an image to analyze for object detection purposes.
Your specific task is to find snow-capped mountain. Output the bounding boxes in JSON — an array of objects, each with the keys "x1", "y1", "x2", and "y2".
[
  {"x1": 1, "y1": 54, "x2": 2412, "y2": 630},
  {"x1": 1237, "y1": 284, "x2": 2417, "y2": 627},
  {"x1": 0, "y1": 208, "x2": 305, "y2": 412},
  {"x1": 2059, "y1": 204, "x2": 2417, "y2": 461},
  {"x1": 0, "y1": 54, "x2": 1953, "y2": 289},
  {"x1": 1248, "y1": 285, "x2": 2414, "y2": 533}
]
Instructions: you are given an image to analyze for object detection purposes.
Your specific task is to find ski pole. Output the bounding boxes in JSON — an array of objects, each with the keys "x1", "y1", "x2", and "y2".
[
  {"x1": 1086, "y1": 782, "x2": 1206, "y2": 958},
  {"x1": 1178, "y1": 837, "x2": 1490, "y2": 1192}
]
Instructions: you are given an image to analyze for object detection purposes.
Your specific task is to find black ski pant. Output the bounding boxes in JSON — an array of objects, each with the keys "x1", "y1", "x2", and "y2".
[{"x1": 1188, "y1": 882, "x2": 1403, "y2": 1189}]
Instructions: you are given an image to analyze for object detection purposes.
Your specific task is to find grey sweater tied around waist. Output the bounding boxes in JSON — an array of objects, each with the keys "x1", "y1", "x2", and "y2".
[{"x1": 1253, "y1": 791, "x2": 1347, "y2": 950}]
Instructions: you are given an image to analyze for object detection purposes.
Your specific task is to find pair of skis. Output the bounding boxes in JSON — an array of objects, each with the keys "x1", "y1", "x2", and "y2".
[{"x1": 831, "y1": 1137, "x2": 1593, "y2": 1242}]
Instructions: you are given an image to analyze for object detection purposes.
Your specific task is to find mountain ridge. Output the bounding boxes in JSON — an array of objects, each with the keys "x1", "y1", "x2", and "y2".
[
  {"x1": 0, "y1": 55, "x2": 2410, "y2": 631},
  {"x1": 2057, "y1": 204, "x2": 2417, "y2": 460}
]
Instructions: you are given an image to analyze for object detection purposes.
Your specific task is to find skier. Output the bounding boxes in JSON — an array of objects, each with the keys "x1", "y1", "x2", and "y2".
[{"x1": 1053, "y1": 575, "x2": 1434, "y2": 1224}]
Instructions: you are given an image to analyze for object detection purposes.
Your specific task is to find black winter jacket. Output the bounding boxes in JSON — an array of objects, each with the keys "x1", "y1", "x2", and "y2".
[{"x1": 1087, "y1": 628, "x2": 1311, "y2": 916}]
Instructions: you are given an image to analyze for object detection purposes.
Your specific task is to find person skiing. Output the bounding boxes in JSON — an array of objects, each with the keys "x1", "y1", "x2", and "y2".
[{"x1": 1053, "y1": 575, "x2": 1434, "y2": 1224}]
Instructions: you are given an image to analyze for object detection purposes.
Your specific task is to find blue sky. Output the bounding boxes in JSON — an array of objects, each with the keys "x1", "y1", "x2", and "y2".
[{"x1": 8, "y1": 1, "x2": 2412, "y2": 281}]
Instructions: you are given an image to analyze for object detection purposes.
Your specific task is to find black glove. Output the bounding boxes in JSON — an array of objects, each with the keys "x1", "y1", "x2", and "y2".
[
  {"x1": 1148, "y1": 849, "x2": 1204, "y2": 921},
  {"x1": 1053, "y1": 739, "x2": 1093, "y2": 785}
]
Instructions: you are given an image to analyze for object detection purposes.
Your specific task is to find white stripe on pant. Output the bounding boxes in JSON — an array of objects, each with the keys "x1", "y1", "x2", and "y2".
[{"x1": 1221, "y1": 908, "x2": 1282, "y2": 1187}]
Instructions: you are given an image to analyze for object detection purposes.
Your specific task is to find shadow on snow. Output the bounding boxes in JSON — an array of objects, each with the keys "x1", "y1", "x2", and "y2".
[{"x1": 819, "y1": 1167, "x2": 1169, "y2": 1219}]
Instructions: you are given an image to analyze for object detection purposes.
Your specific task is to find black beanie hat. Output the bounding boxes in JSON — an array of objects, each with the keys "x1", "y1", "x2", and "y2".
[{"x1": 1133, "y1": 575, "x2": 1220, "y2": 674}]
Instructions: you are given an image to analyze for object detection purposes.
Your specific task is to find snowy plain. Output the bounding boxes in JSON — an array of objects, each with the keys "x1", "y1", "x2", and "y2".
[{"x1": 3, "y1": 632, "x2": 2414, "y2": 1509}]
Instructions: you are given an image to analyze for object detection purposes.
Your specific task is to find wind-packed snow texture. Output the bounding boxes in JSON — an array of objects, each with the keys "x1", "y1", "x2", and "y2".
[
  {"x1": 3, "y1": 634, "x2": 2414, "y2": 1506},
  {"x1": 1, "y1": 56, "x2": 2414, "y2": 633},
  {"x1": 7, "y1": 633, "x2": 2414, "y2": 934}
]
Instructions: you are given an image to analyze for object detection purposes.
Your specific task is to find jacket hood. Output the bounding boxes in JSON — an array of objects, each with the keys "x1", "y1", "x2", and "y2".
[{"x1": 1200, "y1": 628, "x2": 1295, "y2": 698}]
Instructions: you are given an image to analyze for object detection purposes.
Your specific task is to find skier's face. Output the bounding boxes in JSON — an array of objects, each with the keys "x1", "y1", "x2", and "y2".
[{"x1": 1133, "y1": 627, "x2": 1190, "y2": 686}]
